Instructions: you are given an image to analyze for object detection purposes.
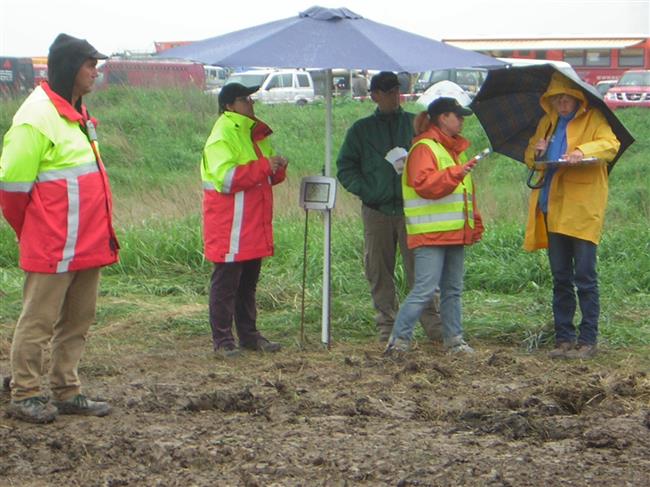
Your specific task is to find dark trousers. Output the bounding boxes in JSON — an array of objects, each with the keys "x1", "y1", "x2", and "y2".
[
  {"x1": 209, "y1": 259, "x2": 262, "y2": 349},
  {"x1": 547, "y1": 232, "x2": 599, "y2": 346}
]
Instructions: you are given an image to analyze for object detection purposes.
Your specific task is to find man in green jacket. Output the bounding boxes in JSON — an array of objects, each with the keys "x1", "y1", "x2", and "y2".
[{"x1": 336, "y1": 71, "x2": 441, "y2": 343}]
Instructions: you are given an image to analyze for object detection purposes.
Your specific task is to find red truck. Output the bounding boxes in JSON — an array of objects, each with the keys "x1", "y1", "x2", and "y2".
[
  {"x1": 0, "y1": 57, "x2": 34, "y2": 97},
  {"x1": 99, "y1": 58, "x2": 206, "y2": 89}
]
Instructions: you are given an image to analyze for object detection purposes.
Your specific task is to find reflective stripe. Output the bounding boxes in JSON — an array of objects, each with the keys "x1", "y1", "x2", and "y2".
[
  {"x1": 203, "y1": 181, "x2": 215, "y2": 190},
  {"x1": 225, "y1": 192, "x2": 244, "y2": 263},
  {"x1": 404, "y1": 193, "x2": 465, "y2": 208},
  {"x1": 0, "y1": 181, "x2": 33, "y2": 192},
  {"x1": 222, "y1": 168, "x2": 235, "y2": 194},
  {"x1": 406, "y1": 212, "x2": 466, "y2": 225},
  {"x1": 37, "y1": 162, "x2": 98, "y2": 182},
  {"x1": 56, "y1": 177, "x2": 81, "y2": 273}
]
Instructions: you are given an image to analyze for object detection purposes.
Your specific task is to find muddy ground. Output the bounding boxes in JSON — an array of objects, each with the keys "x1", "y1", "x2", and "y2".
[{"x1": 0, "y1": 338, "x2": 648, "y2": 487}]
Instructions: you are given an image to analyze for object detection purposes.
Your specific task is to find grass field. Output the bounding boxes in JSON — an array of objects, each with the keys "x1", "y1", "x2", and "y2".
[{"x1": 1, "y1": 87, "x2": 649, "y2": 353}]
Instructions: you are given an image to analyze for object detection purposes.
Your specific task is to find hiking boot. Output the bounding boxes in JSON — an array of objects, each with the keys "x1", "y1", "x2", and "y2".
[
  {"x1": 447, "y1": 340, "x2": 475, "y2": 354},
  {"x1": 2, "y1": 376, "x2": 10, "y2": 392},
  {"x1": 241, "y1": 337, "x2": 281, "y2": 353},
  {"x1": 548, "y1": 342, "x2": 574, "y2": 359},
  {"x1": 214, "y1": 342, "x2": 241, "y2": 359},
  {"x1": 53, "y1": 394, "x2": 111, "y2": 417},
  {"x1": 6, "y1": 396, "x2": 58, "y2": 424},
  {"x1": 383, "y1": 337, "x2": 411, "y2": 357},
  {"x1": 565, "y1": 343, "x2": 597, "y2": 359}
]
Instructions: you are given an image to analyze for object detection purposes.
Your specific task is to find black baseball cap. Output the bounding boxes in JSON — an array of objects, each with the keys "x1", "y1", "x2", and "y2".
[
  {"x1": 427, "y1": 97, "x2": 473, "y2": 118},
  {"x1": 48, "y1": 33, "x2": 108, "y2": 63},
  {"x1": 218, "y1": 83, "x2": 259, "y2": 111},
  {"x1": 369, "y1": 71, "x2": 400, "y2": 92}
]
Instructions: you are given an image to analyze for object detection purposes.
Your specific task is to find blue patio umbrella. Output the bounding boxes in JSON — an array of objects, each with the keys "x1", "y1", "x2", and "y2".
[
  {"x1": 160, "y1": 6, "x2": 502, "y2": 73},
  {"x1": 160, "y1": 6, "x2": 503, "y2": 345}
]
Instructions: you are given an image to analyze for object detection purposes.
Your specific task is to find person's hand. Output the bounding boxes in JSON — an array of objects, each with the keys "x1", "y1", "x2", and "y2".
[
  {"x1": 563, "y1": 149, "x2": 584, "y2": 165},
  {"x1": 462, "y1": 157, "x2": 479, "y2": 175},
  {"x1": 270, "y1": 155, "x2": 288, "y2": 173},
  {"x1": 534, "y1": 138, "x2": 549, "y2": 158}
]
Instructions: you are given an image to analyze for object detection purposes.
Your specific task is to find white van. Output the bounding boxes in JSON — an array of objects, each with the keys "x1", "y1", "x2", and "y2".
[
  {"x1": 204, "y1": 66, "x2": 228, "y2": 92},
  {"x1": 225, "y1": 69, "x2": 315, "y2": 105}
]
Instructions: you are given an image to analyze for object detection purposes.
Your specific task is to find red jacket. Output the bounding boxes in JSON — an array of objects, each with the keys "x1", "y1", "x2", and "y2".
[
  {"x1": 0, "y1": 83, "x2": 119, "y2": 273},
  {"x1": 201, "y1": 111, "x2": 285, "y2": 263}
]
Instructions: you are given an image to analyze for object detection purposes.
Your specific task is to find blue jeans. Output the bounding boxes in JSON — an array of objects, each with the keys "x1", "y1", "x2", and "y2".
[
  {"x1": 391, "y1": 245, "x2": 465, "y2": 347},
  {"x1": 547, "y1": 233, "x2": 599, "y2": 346}
]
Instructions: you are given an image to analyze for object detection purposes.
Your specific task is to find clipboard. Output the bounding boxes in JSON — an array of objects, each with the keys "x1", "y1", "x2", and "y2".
[{"x1": 533, "y1": 157, "x2": 601, "y2": 170}]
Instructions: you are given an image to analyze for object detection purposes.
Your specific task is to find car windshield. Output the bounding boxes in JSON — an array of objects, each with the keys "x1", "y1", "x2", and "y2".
[
  {"x1": 226, "y1": 74, "x2": 268, "y2": 87},
  {"x1": 617, "y1": 72, "x2": 650, "y2": 86}
]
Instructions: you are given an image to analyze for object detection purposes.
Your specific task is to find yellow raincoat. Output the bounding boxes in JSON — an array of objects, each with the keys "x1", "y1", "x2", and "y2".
[{"x1": 523, "y1": 73, "x2": 621, "y2": 251}]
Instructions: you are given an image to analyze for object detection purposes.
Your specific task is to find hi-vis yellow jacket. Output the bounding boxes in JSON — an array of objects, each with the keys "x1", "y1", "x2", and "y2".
[
  {"x1": 0, "y1": 83, "x2": 118, "y2": 273},
  {"x1": 403, "y1": 138, "x2": 474, "y2": 234},
  {"x1": 201, "y1": 111, "x2": 286, "y2": 263},
  {"x1": 523, "y1": 73, "x2": 620, "y2": 250}
]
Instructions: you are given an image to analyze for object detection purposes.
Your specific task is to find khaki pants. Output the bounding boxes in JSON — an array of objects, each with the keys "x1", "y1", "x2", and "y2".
[
  {"x1": 10, "y1": 268, "x2": 100, "y2": 401},
  {"x1": 361, "y1": 205, "x2": 441, "y2": 340}
]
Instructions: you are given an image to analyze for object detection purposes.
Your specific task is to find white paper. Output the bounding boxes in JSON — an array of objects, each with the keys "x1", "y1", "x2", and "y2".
[{"x1": 385, "y1": 146, "x2": 408, "y2": 174}]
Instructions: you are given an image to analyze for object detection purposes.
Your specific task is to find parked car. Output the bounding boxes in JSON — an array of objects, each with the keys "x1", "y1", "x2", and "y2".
[
  {"x1": 414, "y1": 68, "x2": 487, "y2": 97},
  {"x1": 225, "y1": 69, "x2": 315, "y2": 105},
  {"x1": 595, "y1": 79, "x2": 618, "y2": 97},
  {"x1": 604, "y1": 70, "x2": 650, "y2": 109},
  {"x1": 204, "y1": 65, "x2": 228, "y2": 92}
]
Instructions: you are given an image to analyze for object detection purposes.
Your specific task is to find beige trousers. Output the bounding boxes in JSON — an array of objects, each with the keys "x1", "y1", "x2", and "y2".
[{"x1": 10, "y1": 268, "x2": 100, "y2": 401}]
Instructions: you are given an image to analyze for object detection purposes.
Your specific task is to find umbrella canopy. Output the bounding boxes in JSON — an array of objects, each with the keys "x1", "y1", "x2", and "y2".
[
  {"x1": 470, "y1": 64, "x2": 635, "y2": 169},
  {"x1": 159, "y1": 6, "x2": 503, "y2": 72}
]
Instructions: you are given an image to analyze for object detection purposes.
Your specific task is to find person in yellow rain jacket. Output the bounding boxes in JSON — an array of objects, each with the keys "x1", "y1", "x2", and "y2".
[{"x1": 523, "y1": 72, "x2": 620, "y2": 360}]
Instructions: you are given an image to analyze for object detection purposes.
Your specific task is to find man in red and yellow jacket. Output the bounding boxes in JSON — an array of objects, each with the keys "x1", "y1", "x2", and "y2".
[
  {"x1": 202, "y1": 83, "x2": 287, "y2": 358},
  {"x1": 0, "y1": 34, "x2": 118, "y2": 423}
]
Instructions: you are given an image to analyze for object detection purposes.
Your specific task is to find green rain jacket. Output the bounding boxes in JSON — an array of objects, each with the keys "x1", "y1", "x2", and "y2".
[{"x1": 336, "y1": 107, "x2": 415, "y2": 216}]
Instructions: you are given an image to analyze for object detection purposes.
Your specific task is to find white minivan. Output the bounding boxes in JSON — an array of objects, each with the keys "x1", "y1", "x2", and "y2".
[{"x1": 225, "y1": 69, "x2": 315, "y2": 105}]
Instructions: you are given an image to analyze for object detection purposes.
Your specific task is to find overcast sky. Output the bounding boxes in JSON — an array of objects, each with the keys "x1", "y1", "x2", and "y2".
[{"x1": 1, "y1": 0, "x2": 648, "y2": 57}]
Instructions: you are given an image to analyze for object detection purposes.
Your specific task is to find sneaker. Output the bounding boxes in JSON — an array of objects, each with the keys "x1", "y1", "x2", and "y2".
[
  {"x1": 447, "y1": 340, "x2": 475, "y2": 354},
  {"x1": 565, "y1": 343, "x2": 597, "y2": 359},
  {"x1": 6, "y1": 396, "x2": 58, "y2": 424},
  {"x1": 548, "y1": 342, "x2": 574, "y2": 359},
  {"x1": 214, "y1": 342, "x2": 241, "y2": 359},
  {"x1": 383, "y1": 337, "x2": 411, "y2": 357},
  {"x1": 53, "y1": 394, "x2": 111, "y2": 417},
  {"x1": 241, "y1": 337, "x2": 281, "y2": 353}
]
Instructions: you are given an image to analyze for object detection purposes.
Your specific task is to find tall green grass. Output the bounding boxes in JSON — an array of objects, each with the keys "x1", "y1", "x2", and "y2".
[{"x1": 1, "y1": 88, "x2": 648, "y2": 348}]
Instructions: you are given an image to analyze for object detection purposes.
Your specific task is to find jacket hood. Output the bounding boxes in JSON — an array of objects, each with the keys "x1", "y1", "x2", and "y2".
[
  {"x1": 540, "y1": 72, "x2": 589, "y2": 116},
  {"x1": 47, "y1": 33, "x2": 107, "y2": 107}
]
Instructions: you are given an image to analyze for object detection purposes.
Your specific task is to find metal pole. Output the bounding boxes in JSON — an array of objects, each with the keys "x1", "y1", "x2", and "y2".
[{"x1": 322, "y1": 69, "x2": 333, "y2": 347}]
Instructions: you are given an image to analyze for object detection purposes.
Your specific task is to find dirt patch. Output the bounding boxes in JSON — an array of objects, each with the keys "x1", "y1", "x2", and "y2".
[{"x1": 1, "y1": 341, "x2": 649, "y2": 486}]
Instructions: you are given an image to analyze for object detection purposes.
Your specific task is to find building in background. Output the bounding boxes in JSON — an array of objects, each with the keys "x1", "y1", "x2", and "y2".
[{"x1": 444, "y1": 37, "x2": 650, "y2": 84}]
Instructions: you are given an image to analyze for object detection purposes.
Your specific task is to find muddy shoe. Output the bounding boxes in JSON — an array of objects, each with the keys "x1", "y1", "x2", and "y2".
[
  {"x1": 565, "y1": 343, "x2": 597, "y2": 359},
  {"x1": 6, "y1": 396, "x2": 58, "y2": 424},
  {"x1": 548, "y1": 342, "x2": 574, "y2": 359},
  {"x1": 383, "y1": 337, "x2": 411, "y2": 357},
  {"x1": 53, "y1": 394, "x2": 111, "y2": 417},
  {"x1": 447, "y1": 340, "x2": 475, "y2": 354},
  {"x1": 214, "y1": 342, "x2": 241, "y2": 359},
  {"x1": 241, "y1": 337, "x2": 281, "y2": 353}
]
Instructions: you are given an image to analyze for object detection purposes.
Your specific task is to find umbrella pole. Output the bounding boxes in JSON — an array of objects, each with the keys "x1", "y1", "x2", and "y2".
[{"x1": 322, "y1": 69, "x2": 333, "y2": 349}]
